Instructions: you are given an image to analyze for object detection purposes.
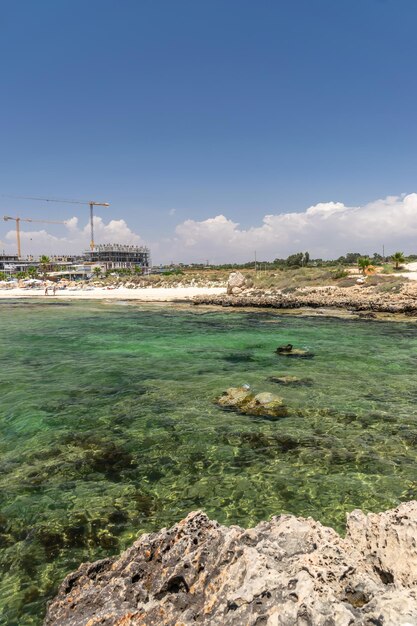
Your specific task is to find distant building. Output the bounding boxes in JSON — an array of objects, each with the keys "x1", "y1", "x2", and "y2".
[
  {"x1": 85, "y1": 244, "x2": 151, "y2": 271},
  {"x1": 0, "y1": 254, "x2": 20, "y2": 272}
]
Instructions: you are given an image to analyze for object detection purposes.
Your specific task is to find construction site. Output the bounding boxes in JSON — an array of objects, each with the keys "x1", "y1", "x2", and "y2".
[{"x1": 0, "y1": 195, "x2": 151, "y2": 276}]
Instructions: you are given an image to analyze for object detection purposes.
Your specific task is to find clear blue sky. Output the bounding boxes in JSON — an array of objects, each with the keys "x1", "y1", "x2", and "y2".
[{"x1": 1, "y1": 0, "x2": 417, "y2": 257}]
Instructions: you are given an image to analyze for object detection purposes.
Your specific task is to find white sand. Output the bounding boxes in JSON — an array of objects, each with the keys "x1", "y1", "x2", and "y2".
[{"x1": 0, "y1": 286, "x2": 227, "y2": 301}]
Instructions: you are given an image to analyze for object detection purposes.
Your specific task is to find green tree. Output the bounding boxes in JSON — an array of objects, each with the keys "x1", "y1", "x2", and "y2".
[
  {"x1": 286, "y1": 252, "x2": 304, "y2": 267},
  {"x1": 27, "y1": 266, "x2": 38, "y2": 278},
  {"x1": 357, "y1": 257, "x2": 371, "y2": 274},
  {"x1": 0, "y1": 271, "x2": 6, "y2": 281},
  {"x1": 345, "y1": 252, "x2": 362, "y2": 264},
  {"x1": 93, "y1": 266, "x2": 102, "y2": 277},
  {"x1": 392, "y1": 251, "x2": 405, "y2": 270},
  {"x1": 39, "y1": 255, "x2": 51, "y2": 278}
]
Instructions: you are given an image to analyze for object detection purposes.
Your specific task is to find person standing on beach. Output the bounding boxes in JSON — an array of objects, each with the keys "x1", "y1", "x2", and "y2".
[
  {"x1": 52, "y1": 284, "x2": 56, "y2": 296},
  {"x1": 44, "y1": 282, "x2": 49, "y2": 296}
]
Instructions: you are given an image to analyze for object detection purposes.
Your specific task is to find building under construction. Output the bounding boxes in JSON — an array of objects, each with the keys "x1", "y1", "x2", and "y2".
[
  {"x1": 86, "y1": 244, "x2": 151, "y2": 270},
  {"x1": 0, "y1": 254, "x2": 19, "y2": 271}
]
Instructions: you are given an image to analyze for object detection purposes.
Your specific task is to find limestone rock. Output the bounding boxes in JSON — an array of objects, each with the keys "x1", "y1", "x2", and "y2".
[
  {"x1": 269, "y1": 375, "x2": 313, "y2": 386},
  {"x1": 227, "y1": 271, "x2": 247, "y2": 295},
  {"x1": 45, "y1": 502, "x2": 417, "y2": 626},
  {"x1": 245, "y1": 391, "x2": 288, "y2": 419},
  {"x1": 216, "y1": 386, "x2": 252, "y2": 409},
  {"x1": 216, "y1": 386, "x2": 288, "y2": 419},
  {"x1": 193, "y1": 280, "x2": 417, "y2": 316}
]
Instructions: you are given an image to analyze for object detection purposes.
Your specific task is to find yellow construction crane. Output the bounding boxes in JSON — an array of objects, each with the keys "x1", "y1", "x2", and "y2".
[
  {"x1": 2, "y1": 196, "x2": 110, "y2": 251},
  {"x1": 3, "y1": 216, "x2": 67, "y2": 259}
]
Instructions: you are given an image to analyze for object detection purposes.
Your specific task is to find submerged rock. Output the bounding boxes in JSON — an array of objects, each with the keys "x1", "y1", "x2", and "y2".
[
  {"x1": 216, "y1": 386, "x2": 288, "y2": 419},
  {"x1": 45, "y1": 502, "x2": 417, "y2": 626},
  {"x1": 276, "y1": 343, "x2": 313, "y2": 357},
  {"x1": 216, "y1": 386, "x2": 252, "y2": 408},
  {"x1": 269, "y1": 375, "x2": 313, "y2": 386},
  {"x1": 245, "y1": 392, "x2": 289, "y2": 419}
]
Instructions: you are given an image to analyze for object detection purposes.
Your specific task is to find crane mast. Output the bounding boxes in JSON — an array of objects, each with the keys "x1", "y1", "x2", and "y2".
[{"x1": 3, "y1": 215, "x2": 67, "y2": 258}]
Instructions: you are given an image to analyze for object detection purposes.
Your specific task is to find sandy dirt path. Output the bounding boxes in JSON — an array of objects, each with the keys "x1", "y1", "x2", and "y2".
[{"x1": 0, "y1": 286, "x2": 227, "y2": 301}]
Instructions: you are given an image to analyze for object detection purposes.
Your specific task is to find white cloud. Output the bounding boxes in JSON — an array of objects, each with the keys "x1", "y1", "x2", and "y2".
[
  {"x1": 305, "y1": 201, "x2": 348, "y2": 217},
  {"x1": 80, "y1": 217, "x2": 142, "y2": 246},
  {"x1": 158, "y1": 193, "x2": 417, "y2": 263},
  {"x1": 65, "y1": 216, "x2": 79, "y2": 232},
  {"x1": 2, "y1": 193, "x2": 417, "y2": 264}
]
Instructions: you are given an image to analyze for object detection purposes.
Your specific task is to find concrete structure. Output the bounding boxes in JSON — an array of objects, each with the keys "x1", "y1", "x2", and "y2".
[
  {"x1": 1, "y1": 243, "x2": 151, "y2": 277},
  {"x1": 0, "y1": 254, "x2": 19, "y2": 271},
  {"x1": 86, "y1": 244, "x2": 150, "y2": 271}
]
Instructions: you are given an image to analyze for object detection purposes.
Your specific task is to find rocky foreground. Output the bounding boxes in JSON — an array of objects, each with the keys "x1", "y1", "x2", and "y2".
[{"x1": 45, "y1": 502, "x2": 417, "y2": 625}]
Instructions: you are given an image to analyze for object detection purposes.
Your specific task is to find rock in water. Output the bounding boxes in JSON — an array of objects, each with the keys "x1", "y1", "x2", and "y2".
[
  {"x1": 269, "y1": 375, "x2": 313, "y2": 386},
  {"x1": 276, "y1": 344, "x2": 313, "y2": 358},
  {"x1": 245, "y1": 392, "x2": 289, "y2": 419},
  {"x1": 216, "y1": 386, "x2": 252, "y2": 408},
  {"x1": 45, "y1": 502, "x2": 417, "y2": 626},
  {"x1": 276, "y1": 343, "x2": 294, "y2": 353},
  {"x1": 216, "y1": 386, "x2": 288, "y2": 419}
]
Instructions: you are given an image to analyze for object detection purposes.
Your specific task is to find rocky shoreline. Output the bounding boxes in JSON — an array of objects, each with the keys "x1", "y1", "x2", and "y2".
[
  {"x1": 194, "y1": 283, "x2": 417, "y2": 315},
  {"x1": 45, "y1": 502, "x2": 417, "y2": 625}
]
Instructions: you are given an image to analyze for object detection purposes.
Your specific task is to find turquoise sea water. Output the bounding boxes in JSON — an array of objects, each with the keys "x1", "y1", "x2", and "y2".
[{"x1": 1, "y1": 300, "x2": 417, "y2": 624}]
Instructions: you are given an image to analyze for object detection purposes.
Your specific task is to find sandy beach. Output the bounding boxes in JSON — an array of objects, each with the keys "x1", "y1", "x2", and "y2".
[{"x1": 0, "y1": 286, "x2": 227, "y2": 301}]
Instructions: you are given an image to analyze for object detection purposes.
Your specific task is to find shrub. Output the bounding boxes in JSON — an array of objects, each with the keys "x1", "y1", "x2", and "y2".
[
  {"x1": 162, "y1": 269, "x2": 184, "y2": 276},
  {"x1": 331, "y1": 268, "x2": 349, "y2": 280}
]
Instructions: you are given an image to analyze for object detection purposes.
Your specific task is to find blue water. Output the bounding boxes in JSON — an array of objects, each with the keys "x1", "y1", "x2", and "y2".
[{"x1": 1, "y1": 300, "x2": 417, "y2": 624}]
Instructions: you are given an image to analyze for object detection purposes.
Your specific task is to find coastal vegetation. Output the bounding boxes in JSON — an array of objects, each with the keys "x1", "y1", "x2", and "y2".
[
  {"x1": 2, "y1": 250, "x2": 415, "y2": 290},
  {"x1": 392, "y1": 251, "x2": 406, "y2": 269},
  {"x1": 357, "y1": 256, "x2": 371, "y2": 274},
  {"x1": 2, "y1": 263, "x2": 410, "y2": 297},
  {"x1": 39, "y1": 255, "x2": 51, "y2": 278}
]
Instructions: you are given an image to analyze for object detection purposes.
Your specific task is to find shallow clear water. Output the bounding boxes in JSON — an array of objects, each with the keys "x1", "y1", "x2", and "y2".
[{"x1": 1, "y1": 300, "x2": 417, "y2": 624}]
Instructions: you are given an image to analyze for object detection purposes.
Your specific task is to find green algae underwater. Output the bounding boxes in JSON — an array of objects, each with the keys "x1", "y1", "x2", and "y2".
[{"x1": 1, "y1": 300, "x2": 417, "y2": 624}]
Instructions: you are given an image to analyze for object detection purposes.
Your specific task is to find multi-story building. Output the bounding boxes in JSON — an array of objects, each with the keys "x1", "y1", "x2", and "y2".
[
  {"x1": 0, "y1": 254, "x2": 20, "y2": 273},
  {"x1": 85, "y1": 244, "x2": 151, "y2": 271}
]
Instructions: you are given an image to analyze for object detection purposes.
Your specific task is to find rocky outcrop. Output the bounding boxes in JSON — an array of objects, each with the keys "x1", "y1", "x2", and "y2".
[
  {"x1": 216, "y1": 386, "x2": 289, "y2": 419},
  {"x1": 194, "y1": 282, "x2": 417, "y2": 314},
  {"x1": 227, "y1": 271, "x2": 248, "y2": 295},
  {"x1": 45, "y1": 502, "x2": 417, "y2": 626}
]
